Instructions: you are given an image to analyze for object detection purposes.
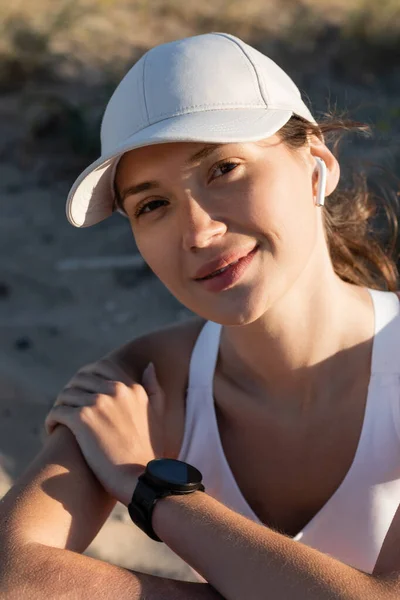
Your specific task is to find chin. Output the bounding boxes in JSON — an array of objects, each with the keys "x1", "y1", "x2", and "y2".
[{"x1": 187, "y1": 286, "x2": 272, "y2": 327}]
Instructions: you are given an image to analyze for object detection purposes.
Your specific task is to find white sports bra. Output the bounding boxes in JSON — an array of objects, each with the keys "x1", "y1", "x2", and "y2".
[{"x1": 178, "y1": 288, "x2": 400, "y2": 574}]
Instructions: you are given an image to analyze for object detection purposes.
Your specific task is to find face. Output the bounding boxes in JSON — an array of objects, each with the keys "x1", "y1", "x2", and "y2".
[{"x1": 115, "y1": 135, "x2": 336, "y2": 325}]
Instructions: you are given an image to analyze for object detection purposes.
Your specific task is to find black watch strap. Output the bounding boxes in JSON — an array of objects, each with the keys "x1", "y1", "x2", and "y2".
[
  {"x1": 128, "y1": 478, "x2": 168, "y2": 541},
  {"x1": 128, "y1": 475, "x2": 205, "y2": 542}
]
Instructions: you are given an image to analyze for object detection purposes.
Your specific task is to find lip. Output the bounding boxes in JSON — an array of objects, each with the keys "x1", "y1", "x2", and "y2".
[
  {"x1": 193, "y1": 245, "x2": 258, "y2": 280},
  {"x1": 195, "y1": 245, "x2": 259, "y2": 293}
]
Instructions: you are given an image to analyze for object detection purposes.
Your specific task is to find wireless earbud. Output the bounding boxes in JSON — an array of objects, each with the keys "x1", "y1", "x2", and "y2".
[{"x1": 314, "y1": 157, "x2": 327, "y2": 207}]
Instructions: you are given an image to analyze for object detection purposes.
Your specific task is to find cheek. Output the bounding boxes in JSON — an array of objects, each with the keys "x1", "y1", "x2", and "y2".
[
  {"x1": 250, "y1": 168, "x2": 318, "y2": 263},
  {"x1": 134, "y1": 231, "x2": 180, "y2": 287}
]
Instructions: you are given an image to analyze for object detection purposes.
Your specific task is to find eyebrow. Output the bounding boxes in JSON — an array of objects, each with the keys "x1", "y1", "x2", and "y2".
[
  {"x1": 118, "y1": 143, "x2": 224, "y2": 202},
  {"x1": 185, "y1": 143, "x2": 224, "y2": 166}
]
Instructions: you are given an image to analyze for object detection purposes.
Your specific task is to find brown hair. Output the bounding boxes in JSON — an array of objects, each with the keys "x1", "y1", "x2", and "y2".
[{"x1": 279, "y1": 114, "x2": 399, "y2": 291}]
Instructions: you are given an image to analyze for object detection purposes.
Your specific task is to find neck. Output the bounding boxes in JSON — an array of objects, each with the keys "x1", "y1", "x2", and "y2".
[{"x1": 218, "y1": 267, "x2": 374, "y2": 413}]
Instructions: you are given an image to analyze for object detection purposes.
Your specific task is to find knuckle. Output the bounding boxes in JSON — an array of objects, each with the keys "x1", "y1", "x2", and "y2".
[
  {"x1": 131, "y1": 381, "x2": 144, "y2": 394},
  {"x1": 132, "y1": 382, "x2": 148, "y2": 402},
  {"x1": 79, "y1": 405, "x2": 92, "y2": 423},
  {"x1": 111, "y1": 380, "x2": 126, "y2": 396},
  {"x1": 93, "y1": 393, "x2": 110, "y2": 412}
]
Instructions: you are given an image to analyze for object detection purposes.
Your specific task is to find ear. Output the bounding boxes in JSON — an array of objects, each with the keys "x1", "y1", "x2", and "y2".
[{"x1": 309, "y1": 139, "x2": 340, "y2": 199}]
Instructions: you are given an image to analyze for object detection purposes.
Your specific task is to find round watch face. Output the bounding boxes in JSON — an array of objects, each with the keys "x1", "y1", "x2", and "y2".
[{"x1": 146, "y1": 458, "x2": 202, "y2": 489}]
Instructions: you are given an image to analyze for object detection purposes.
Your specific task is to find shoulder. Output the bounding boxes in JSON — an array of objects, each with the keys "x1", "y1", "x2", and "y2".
[
  {"x1": 107, "y1": 314, "x2": 207, "y2": 380},
  {"x1": 105, "y1": 315, "x2": 207, "y2": 458}
]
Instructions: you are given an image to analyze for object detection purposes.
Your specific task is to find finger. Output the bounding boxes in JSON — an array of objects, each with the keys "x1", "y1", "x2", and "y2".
[
  {"x1": 142, "y1": 363, "x2": 157, "y2": 396},
  {"x1": 142, "y1": 363, "x2": 165, "y2": 412},
  {"x1": 54, "y1": 387, "x2": 96, "y2": 408},
  {"x1": 80, "y1": 358, "x2": 132, "y2": 386},
  {"x1": 64, "y1": 372, "x2": 121, "y2": 395},
  {"x1": 45, "y1": 405, "x2": 78, "y2": 436}
]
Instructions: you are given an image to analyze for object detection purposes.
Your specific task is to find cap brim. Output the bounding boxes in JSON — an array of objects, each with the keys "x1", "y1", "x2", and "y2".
[{"x1": 66, "y1": 107, "x2": 296, "y2": 227}]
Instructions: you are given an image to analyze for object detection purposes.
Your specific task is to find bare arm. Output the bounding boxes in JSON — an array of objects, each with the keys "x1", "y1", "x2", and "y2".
[
  {"x1": 0, "y1": 425, "x2": 116, "y2": 553},
  {"x1": 2, "y1": 543, "x2": 222, "y2": 600},
  {"x1": 151, "y1": 491, "x2": 400, "y2": 600},
  {"x1": 0, "y1": 426, "x2": 222, "y2": 599}
]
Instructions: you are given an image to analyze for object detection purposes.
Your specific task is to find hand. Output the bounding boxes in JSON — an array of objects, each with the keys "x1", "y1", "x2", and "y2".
[{"x1": 45, "y1": 359, "x2": 165, "y2": 505}]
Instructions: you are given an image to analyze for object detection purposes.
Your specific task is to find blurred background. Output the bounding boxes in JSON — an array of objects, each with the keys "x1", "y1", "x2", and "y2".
[{"x1": 0, "y1": 0, "x2": 399, "y2": 582}]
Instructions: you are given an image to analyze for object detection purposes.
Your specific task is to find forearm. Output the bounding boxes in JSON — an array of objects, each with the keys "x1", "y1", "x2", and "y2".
[
  {"x1": 1, "y1": 542, "x2": 223, "y2": 600},
  {"x1": 153, "y1": 491, "x2": 395, "y2": 600}
]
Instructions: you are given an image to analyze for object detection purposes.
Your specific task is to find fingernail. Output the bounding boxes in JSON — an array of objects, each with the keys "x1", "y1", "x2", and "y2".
[{"x1": 142, "y1": 362, "x2": 154, "y2": 381}]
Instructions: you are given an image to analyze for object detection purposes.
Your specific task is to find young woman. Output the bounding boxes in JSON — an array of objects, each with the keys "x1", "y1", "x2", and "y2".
[{"x1": 1, "y1": 32, "x2": 400, "y2": 599}]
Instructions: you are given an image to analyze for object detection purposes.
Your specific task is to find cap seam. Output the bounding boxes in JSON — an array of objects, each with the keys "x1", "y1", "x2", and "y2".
[
  {"x1": 76, "y1": 106, "x2": 291, "y2": 174},
  {"x1": 146, "y1": 102, "x2": 266, "y2": 123},
  {"x1": 134, "y1": 105, "x2": 287, "y2": 137},
  {"x1": 142, "y1": 50, "x2": 150, "y2": 125},
  {"x1": 214, "y1": 32, "x2": 269, "y2": 107}
]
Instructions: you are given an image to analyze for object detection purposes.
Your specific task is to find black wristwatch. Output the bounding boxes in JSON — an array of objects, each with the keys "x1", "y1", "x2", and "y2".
[{"x1": 128, "y1": 458, "x2": 205, "y2": 542}]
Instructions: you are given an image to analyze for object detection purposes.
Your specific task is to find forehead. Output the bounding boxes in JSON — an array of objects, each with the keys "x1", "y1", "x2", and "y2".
[
  {"x1": 119, "y1": 141, "x2": 222, "y2": 168},
  {"x1": 118, "y1": 141, "x2": 230, "y2": 168},
  {"x1": 116, "y1": 137, "x2": 282, "y2": 176}
]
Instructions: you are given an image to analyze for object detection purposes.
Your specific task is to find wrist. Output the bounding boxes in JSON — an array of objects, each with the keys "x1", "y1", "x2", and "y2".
[
  {"x1": 127, "y1": 459, "x2": 205, "y2": 542},
  {"x1": 152, "y1": 490, "x2": 205, "y2": 541},
  {"x1": 119, "y1": 464, "x2": 146, "y2": 506}
]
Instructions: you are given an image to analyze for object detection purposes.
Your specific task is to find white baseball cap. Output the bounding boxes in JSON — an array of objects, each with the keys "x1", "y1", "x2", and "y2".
[{"x1": 66, "y1": 32, "x2": 316, "y2": 228}]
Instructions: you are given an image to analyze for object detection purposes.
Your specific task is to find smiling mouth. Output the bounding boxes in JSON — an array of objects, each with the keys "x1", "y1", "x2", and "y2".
[
  {"x1": 197, "y1": 245, "x2": 259, "y2": 281},
  {"x1": 200, "y1": 260, "x2": 242, "y2": 280}
]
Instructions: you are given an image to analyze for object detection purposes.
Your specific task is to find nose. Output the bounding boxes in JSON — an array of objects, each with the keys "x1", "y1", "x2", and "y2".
[{"x1": 181, "y1": 193, "x2": 227, "y2": 251}]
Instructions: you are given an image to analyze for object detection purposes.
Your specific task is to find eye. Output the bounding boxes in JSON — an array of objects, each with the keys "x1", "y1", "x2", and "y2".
[
  {"x1": 211, "y1": 161, "x2": 239, "y2": 180},
  {"x1": 134, "y1": 198, "x2": 168, "y2": 218},
  {"x1": 132, "y1": 161, "x2": 239, "y2": 218}
]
